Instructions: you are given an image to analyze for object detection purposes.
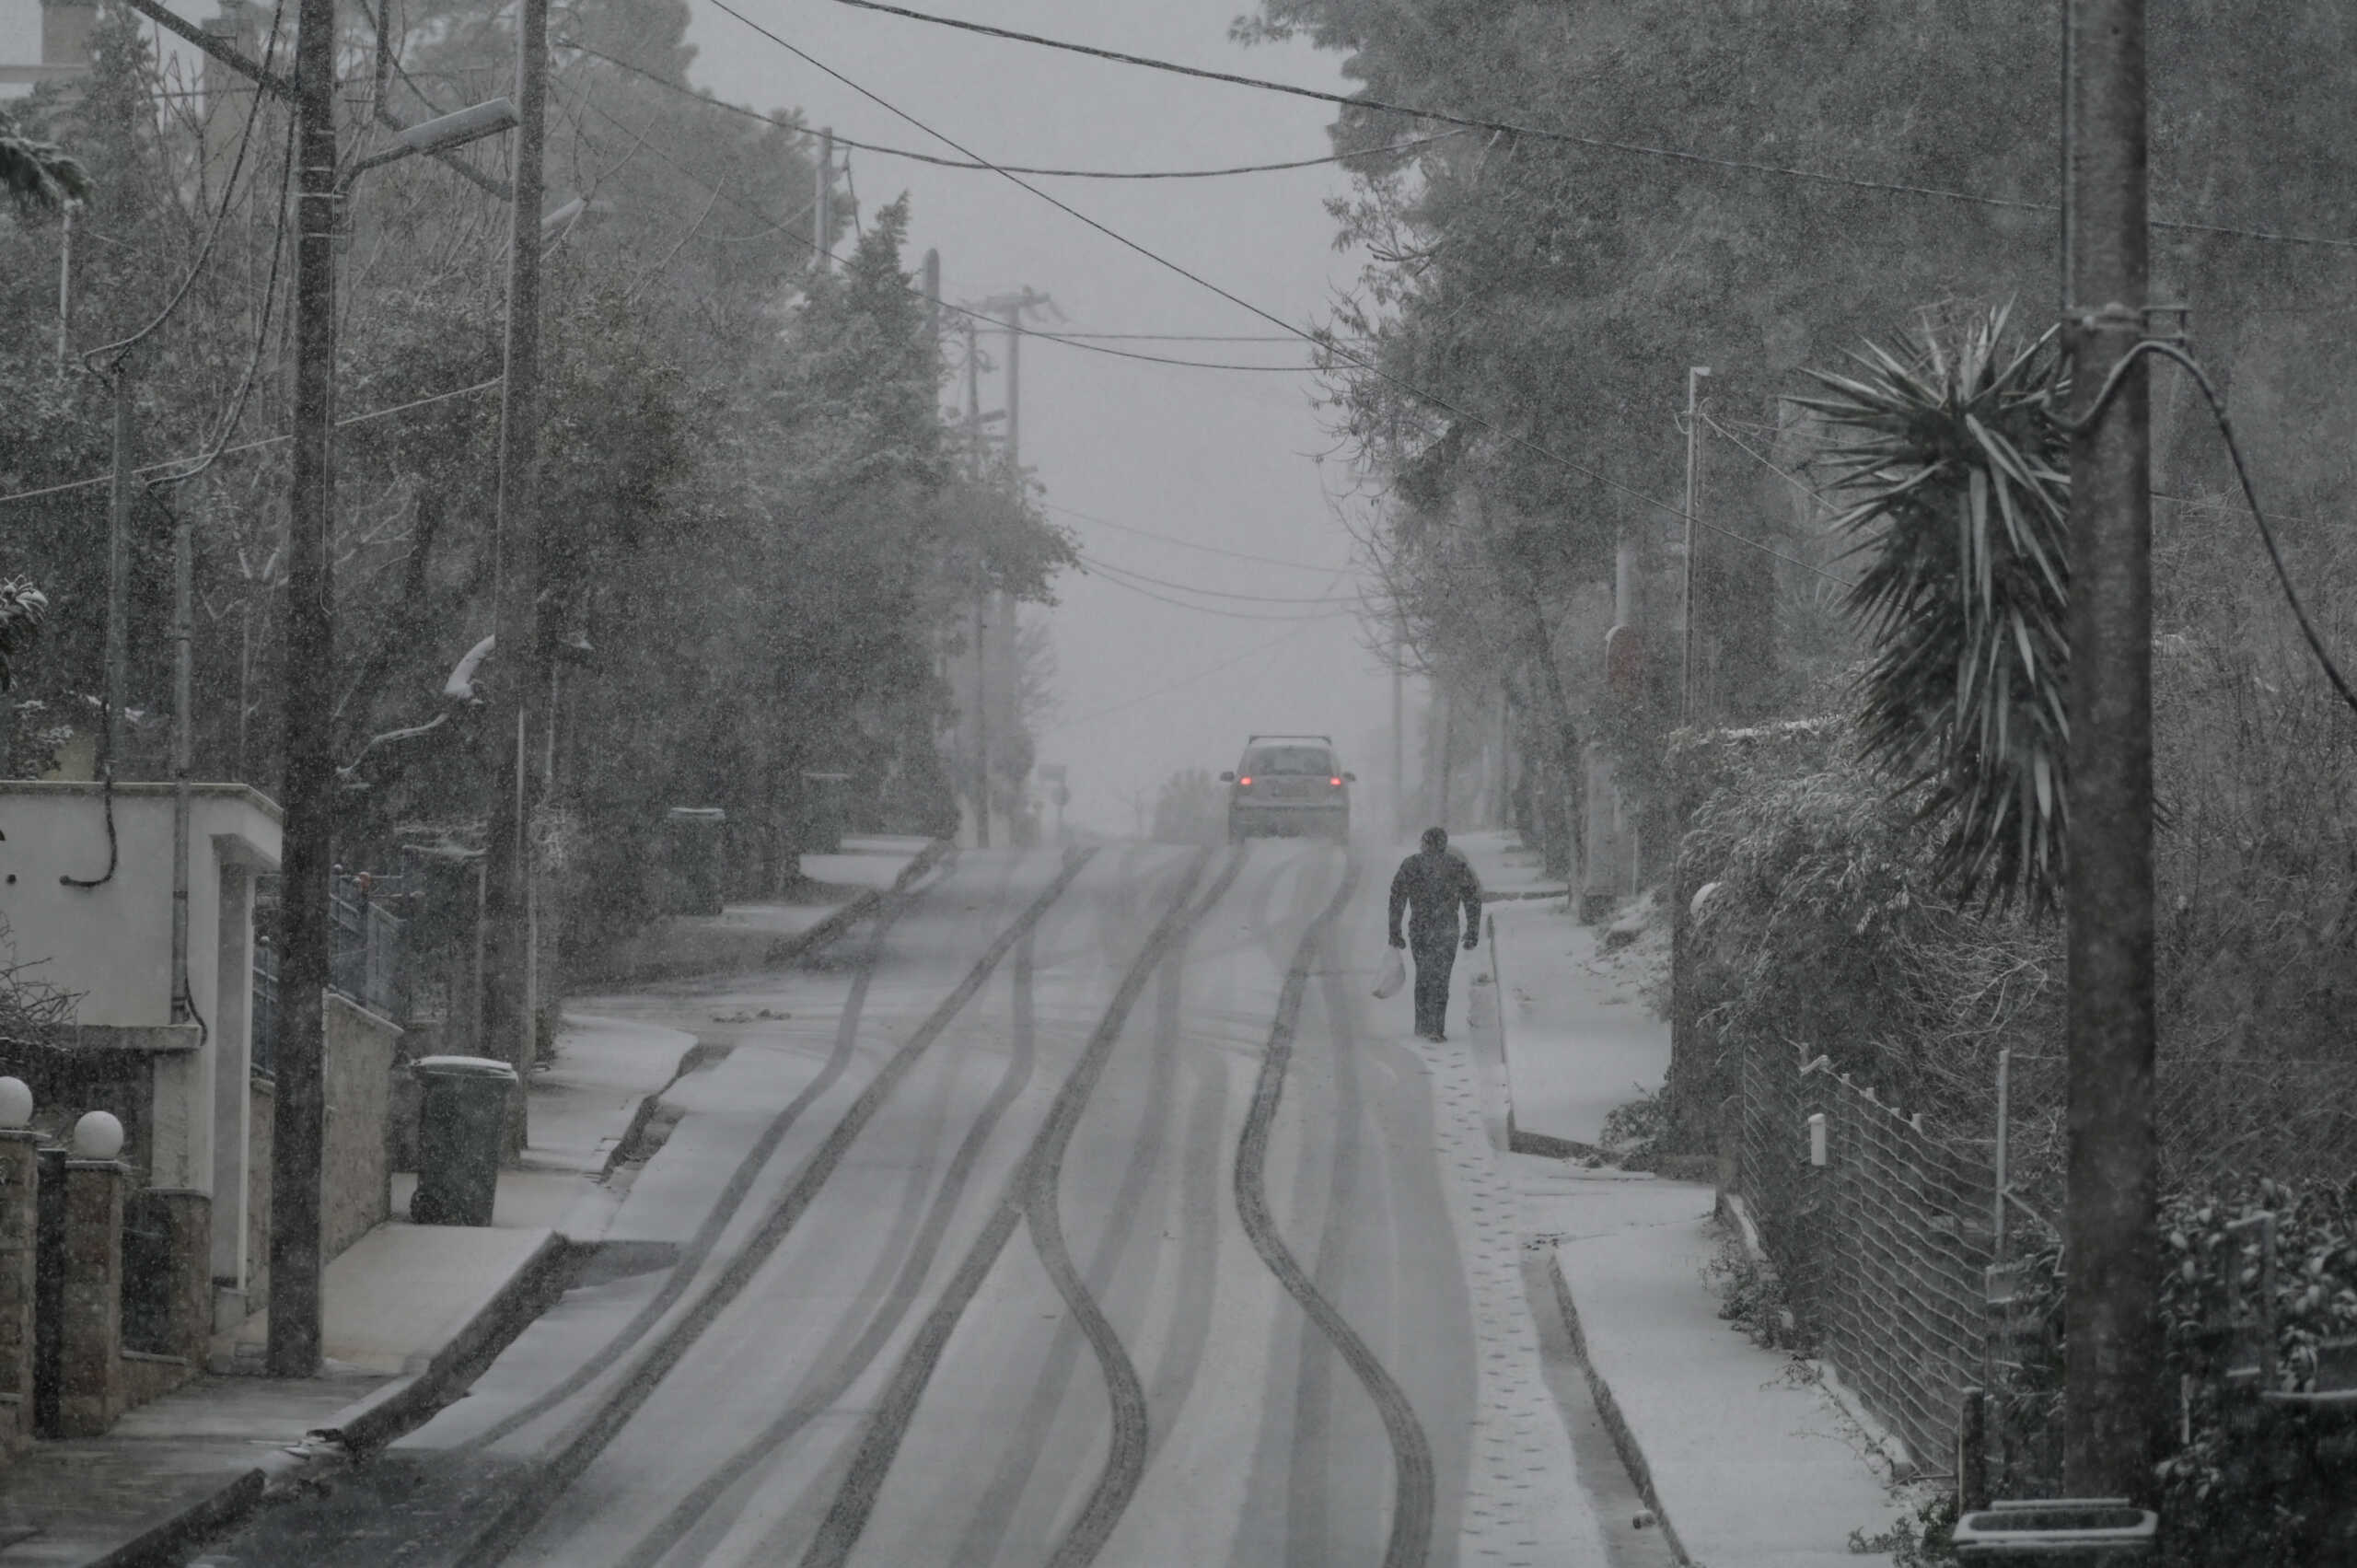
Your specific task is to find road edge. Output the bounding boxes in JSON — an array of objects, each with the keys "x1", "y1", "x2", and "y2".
[
  {"x1": 571, "y1": 838, "x2": 953, "y2": 989},
  {"x1": 114, "y1": 1228, "x2": 581, "y2": 1568},
  {"x1": 1543, "y1": 1249, "x2": 1694, "y2": 1568}
]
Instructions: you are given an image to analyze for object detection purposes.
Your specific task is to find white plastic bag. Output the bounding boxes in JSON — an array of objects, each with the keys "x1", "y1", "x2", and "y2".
[
  {"x1": 1467, "y1": 971, "x2": 1495, "y2": 1030},
  {"x1": 1372, "y1": 946, "x2": 1407, "y2": 1000}
]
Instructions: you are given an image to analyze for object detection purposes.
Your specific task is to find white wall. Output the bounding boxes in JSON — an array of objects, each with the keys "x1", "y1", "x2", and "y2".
[
  {"x1": 0, "y1": 0, "x2": 41, "y2": 70},
  {"x1": 0, "y1": 783, "x2": 280, "y2": 1192}
]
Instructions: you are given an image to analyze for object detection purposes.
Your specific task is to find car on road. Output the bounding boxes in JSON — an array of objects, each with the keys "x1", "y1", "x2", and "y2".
[{"x1": 1221, "y1": 735, "x2": 1353, "y2": 842}]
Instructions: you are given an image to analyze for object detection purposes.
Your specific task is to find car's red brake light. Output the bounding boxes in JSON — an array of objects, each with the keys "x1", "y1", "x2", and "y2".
[
  {"x1": 1237, "y1": 776, "x2": 1252, "y2": 788},
  {"x1": 1329, "y1": 776, "x2": 1342, "y2": 787}
]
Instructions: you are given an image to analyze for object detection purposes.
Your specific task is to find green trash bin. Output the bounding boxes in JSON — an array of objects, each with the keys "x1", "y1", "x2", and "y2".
[
  {"x1": 800, "y1": 772, "x2": 852, "y2": 855},
  {"x1": 663, "y1": 807, "x2": 726, "y2": 915},
  {"x1": 1954, "y1": 1499, "x2": 2157, "y2": 1564},
  {"x1": 409, "y1": 1055, "x2": 517, "y2": 1226}
]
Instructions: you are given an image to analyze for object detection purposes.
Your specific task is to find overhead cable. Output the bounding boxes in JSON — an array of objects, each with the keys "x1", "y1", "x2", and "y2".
[
  {"x1": 1078, "y1": 567, "x2": 1358, "y2": 621},
  {"x1": 1077, "y1": 552, "x2": 1360, "y2": 603},
  {"x1": 1042, "y1": 501, "x2": 1353, "y2": 573},
  {"x1": 0, "y1": 379, "x2": 503, "y2": 510},
  {"x1": 823, "y1": 0, "x2": 2357, "y2": 253},
  {"x1": 1044, "y1": 620, "x2": 1330, "y2": 732},
  {"x1": 705, "y1": 2, "x2": 1831, "y2": 571},
  {"x1": 85, "y1": 0, "x2": 285, "y2": 371},
  {"x1": 553, "y1": 79, "x2": 1330, "y2": 374},
  {"x1": 555, "y1": 39, "x2": 1462, "y2": 178}
]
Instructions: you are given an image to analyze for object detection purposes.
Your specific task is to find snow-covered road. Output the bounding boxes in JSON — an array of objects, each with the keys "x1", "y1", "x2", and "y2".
[{"x1": 201, "y1": 842, "x2": 1608, "y2": 1568}]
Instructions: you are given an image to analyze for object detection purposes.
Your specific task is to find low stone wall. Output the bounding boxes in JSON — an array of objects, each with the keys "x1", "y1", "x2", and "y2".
[
  {"x1": 322, "y1": 994, "x2": 398, "y2": 1262},
  {"x1": 245, "y1": 1076, "x2": 273, "y2": 1320}
]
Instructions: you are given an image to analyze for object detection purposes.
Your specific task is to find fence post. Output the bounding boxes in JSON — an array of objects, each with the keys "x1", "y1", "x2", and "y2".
[
  {"x1": 1993, "y1": 1047, "x2": 2011, "y2": 1274},
  {"x1": 56, "y1": 1156, "x2": 128, "y2": 1436},
  {"x1": 1958, "y1": 1385, "x2": 1991, "y2": 1511},
  {"x1": 0, "y1": 1127, "x2": 37, "y2": 1453}
]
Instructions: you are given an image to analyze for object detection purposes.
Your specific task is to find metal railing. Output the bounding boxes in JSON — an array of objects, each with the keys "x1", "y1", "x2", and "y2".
[
  {"x1": 251, "y1": 872, "x2": 410, "y2": 1073},
  {"x1": 1736, "y1": 1033, "x2": 2357, "y2": 1482},
  {"x1": 1737, "y1": 1039, "x2": 1998, "y2": 1471}
]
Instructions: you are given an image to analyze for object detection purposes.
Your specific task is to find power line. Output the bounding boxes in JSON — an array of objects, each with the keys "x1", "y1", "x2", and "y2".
[
  {"x1": 552, "y1": 78, "x2": 1330, "y2": 374},
  {"x1": 1040, "y1": 500, "x2": 1350, "y2": 572},
  {"x1": 822, "y1": 0, "x2": 2357, "y2": 254},
  {"x1": 1077, "y1": 566, "x2": 1358, "y2": 621},
  {"x1": 87, "y1": 0, "x2": 285, "y2": 370},
  {"x1": 704, "y1": 1, "x2": 1809, "y2": 565},
  {"x1": 0, "y1": 379, "x2": 503, "y2": 510},
  {"x1": 1051, "y1": 331, "x2": 1372, "y2": 343},
  {"x1": 1077, "y1": 552, "x2": 1359, "y2": 603},
  {"x1": 555, "y1": 38, "x2": 1463, "y2": 179},
  {"x1": 1044, "y1": 619, "x2": 1329, "y2": 733},
  {"x1": 1700, "y1": 412, "x2": 1841, "y2": 513}
]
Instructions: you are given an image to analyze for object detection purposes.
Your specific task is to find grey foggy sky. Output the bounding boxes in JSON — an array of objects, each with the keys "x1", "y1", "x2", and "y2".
[{"x1": 679, "y1": 0, "x2": 1402, "y2": 836}]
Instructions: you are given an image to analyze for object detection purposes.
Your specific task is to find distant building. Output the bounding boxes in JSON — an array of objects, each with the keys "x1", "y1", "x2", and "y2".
[{"x1": 0, "y1": 0, "x2": 96, "y2": 101}]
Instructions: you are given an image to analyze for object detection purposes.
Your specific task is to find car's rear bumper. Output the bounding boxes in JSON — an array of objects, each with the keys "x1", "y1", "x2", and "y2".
[{"x1": 1229, "y1": 802, "x2": 1349, "y2": 835}]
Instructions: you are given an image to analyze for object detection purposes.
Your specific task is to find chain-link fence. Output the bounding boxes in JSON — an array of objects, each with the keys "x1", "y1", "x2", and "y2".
[
  {"x1": 1998, "y1": 1051, "x2": 2357, "y2": 1232},
  {"x1": 1737, "y1": 1039, "x2": 1996, "y2": 1469},
  {"x1": 1736, "y1": 1035, "x2": 2357, "y2": 1481}
]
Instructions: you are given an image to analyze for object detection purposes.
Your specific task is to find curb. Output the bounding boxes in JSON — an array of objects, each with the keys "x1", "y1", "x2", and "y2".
[
  {"x1": 312, "y1": 1227, "x2": 582, "y2": 1453},
  {"x1": 1545, "y1": 1249, "x2": 1694, "y2": 1568},
  {"x1": 81, "y1": 1469, "x2": 266, "y2": 1568},
  {"x1": 597, "y1": 1034, "x2": 721, "y2": 1179},
  {"x1": 1489, "y1": 902, "x2": 1608, "y2": 1164},
  {"x1": 90, "y1": 1232, "x2": 583, "y2": 1568},
  {"x1": 764, "y1": 837, "x2": 950, "y2": 965},
  {"x1": 570, "y1": 839, "x2": 951, "y2": 989}
]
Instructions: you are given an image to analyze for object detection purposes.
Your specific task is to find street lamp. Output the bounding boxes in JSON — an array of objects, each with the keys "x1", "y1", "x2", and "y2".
[
  {"x1": 540, "y1": 194, "x2": 614, "y2": 250},
  {"x1": 343, "y1": 97, "x2": 519, "y2": 190},
  {"x1": 268, "y1": 88, "x2": 517, "y2": 1381}
]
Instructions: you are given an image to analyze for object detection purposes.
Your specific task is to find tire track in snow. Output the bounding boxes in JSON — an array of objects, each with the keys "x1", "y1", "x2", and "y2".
[
  {"x1": 1233, "y1": 854, "x2": 1437, "y2": 1568},
  {"x1": 610, "y1": 918, "x2": 1053, "y2": 1568},
  {"x1": 795, "y1": 844, "x2": 1238, "y2": 1568},
  {"x1": 454, "y1": 850, "x2": 1093, "y2": 1568},
  {"x1": 454, "y1": 851, "x2": 982, "y2": 1457}
]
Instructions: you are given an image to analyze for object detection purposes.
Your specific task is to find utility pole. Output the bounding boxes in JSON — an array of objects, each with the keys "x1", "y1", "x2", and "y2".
[
  {"x1": 268, "y1": 0, "x2": 341, "y2": 1377},
  {"x1": 814, "y1": 127, "x2": 833, "y2": 269},
  {"x1": 2061, "y1": 0, "x2": 2160, "y2": 1501},
  {"x1": 480, "y1": 0, "x2": 551, "y2": 1098},
  {"x1": 1678, "y1": 366, "x2": 1712, "y2": 726},
  {"x1": 965, "y1": 315, "x2": 989, "y2": 849},
  {"x1": 1391, "y1": 619, "x2": 1405, "y2": 841},
  {"x1": 56, "y1": 208, "x2": 73, "y2": 371},
  {"x1": 102, "y1": 371, "x2": 132, "y2": 769},
  {"x1": 981, "y1": 289, "x2": 1051, "y2": 849},
  {"x1": 921, "y1": 247, "x2": 939, "y2": 340}
]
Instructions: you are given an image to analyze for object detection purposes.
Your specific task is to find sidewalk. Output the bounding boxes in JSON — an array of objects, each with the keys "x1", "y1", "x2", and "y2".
[
  {"x1": 575, "y1": 835, "x2": 944, "y2": 987},
  {"x1": 1454, "y1": 830, "x2": 1668, "y2": 1152},
  {"x1": 0, "y1": 1007, "x2": 695, "y2": 1567},
  {"x1": 1456, "y1": 830, "x2": 1908, "y2": 1568}
]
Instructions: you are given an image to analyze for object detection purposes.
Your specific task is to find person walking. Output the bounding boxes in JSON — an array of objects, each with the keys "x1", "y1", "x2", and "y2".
[{"x1": 1387, "y1": 826, "x2": 1482, "y2": 1041}]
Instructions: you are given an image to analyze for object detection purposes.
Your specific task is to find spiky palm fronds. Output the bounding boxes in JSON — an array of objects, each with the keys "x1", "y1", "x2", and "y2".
[
  {"x1": 0, "y1": 110, "x2": 90, "y2": 215},
  {"x1": 0, "y1": 579, "x2": 47, "y2": 693},
  {"x1": 1794, "y1": 304, "x2": 2073, "y2": 911}
]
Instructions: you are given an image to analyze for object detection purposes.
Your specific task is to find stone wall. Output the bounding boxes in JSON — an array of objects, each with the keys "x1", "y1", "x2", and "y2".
[
  {"x1": 244, "y1": 1076, "x2": 272, "y2": 1319},
  {"x1": 322, "y1": 994, "x2": 398, "y2": 1261}
]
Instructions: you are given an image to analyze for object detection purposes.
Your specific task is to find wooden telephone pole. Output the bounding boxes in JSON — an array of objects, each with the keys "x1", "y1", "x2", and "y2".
[
  {"x1": 2061, "y1": 0, "x2": 2162, "y2": 1499},
  {"x1": 268, "y1": 0, "x2": 341, "y2": 1376},
  {"x1": 478, "y1": 0, "x2": 552, "y2": 1098}
]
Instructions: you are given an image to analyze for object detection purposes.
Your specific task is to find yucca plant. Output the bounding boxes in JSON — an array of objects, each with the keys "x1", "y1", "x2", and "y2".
[
  {"x1": 1795, "y1": 304, "x2": 2073, "y2": 911},
  {"x1": 0, "y1": 578, "x2": 44, "y2": 694},
  {"x1": 0, "y1": 109, "x2": 89, "y2": 215}
]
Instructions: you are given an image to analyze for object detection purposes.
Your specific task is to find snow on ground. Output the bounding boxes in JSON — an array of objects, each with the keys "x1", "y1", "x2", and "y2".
[
  {"x1": 1488, "y1": 897, "x2": 1669, "y2": 1148},
  {"x1": 1521, "y1": 1165, "x2": 1906, "y2": 1567}
]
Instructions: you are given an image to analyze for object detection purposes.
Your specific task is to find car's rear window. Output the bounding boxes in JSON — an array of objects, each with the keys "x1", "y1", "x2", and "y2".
[{"x1": 1243, "y1": 745, "x2": 1334, "y2": 775}]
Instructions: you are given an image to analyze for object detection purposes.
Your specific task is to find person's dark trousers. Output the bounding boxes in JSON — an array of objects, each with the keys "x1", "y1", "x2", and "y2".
[{"x1": 1411, "y1": 934, "x2": 1457, "y2": 1037}]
